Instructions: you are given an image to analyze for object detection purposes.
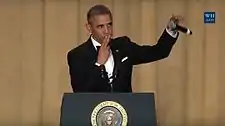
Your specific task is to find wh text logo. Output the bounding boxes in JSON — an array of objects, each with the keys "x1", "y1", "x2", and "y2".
[{"x1": 204, "y1": 12, "x2": 215, "y2": 23}]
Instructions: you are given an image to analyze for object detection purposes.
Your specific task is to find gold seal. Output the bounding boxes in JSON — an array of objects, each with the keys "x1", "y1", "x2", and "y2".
[{"x1": 91, "y1": 101, "x2": 128, "y2": 126}]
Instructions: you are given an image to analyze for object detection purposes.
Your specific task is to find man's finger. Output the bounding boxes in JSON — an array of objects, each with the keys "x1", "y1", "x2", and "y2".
[
  {"x1": 106, "y1": 35, "x2": 111, "y2": 46},
  {"x1": 102, "y1": 35, "x2": 108, "y2": 47},
  {"x1": 103, "y1": 35, "x2": 111, "y2": 47},
  {"x1": 106, "y1": 45, "x2": 110, "y2": 50},
  {"x1": 170, "y1": 14, "x2": 175, "y2": 21},
  {"x1": 176, "y1": 15, "x2": 182, "y2": 21},
  {"x1": 175, "y1": 15, "x2": 185, "y2": 24}
]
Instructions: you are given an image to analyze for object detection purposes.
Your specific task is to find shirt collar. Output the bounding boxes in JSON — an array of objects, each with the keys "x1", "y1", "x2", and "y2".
[{"x1": 91, "y1": 36, "x2": 101, "y2": 50}]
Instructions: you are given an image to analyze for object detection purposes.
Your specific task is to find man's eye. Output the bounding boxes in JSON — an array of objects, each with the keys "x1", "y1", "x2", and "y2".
[
  {"x1": 98, "y1": 25, "x2": 103, "y2": 28},
  {"x1": 108, "y1": 23, "x2": 112, "y2": 26}
]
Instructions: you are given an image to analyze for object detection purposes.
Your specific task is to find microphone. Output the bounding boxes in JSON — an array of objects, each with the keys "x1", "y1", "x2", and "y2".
[{"x1": 175, "y1": 24, "x2": 192, "y2": 35}]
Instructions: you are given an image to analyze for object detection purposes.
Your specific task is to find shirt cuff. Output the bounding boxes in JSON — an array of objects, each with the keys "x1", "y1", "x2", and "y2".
[
  {"x1": 95, "y1": 62, "x2": 101, "y2": 66},
  {"x1": 166, "y1": 28, "x2": 178, "y2": 38}
]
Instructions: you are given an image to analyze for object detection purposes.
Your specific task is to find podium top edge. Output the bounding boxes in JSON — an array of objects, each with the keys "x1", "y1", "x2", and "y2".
[{"x1": 63, "y1": 92, "x2": 155, "y2": 95}]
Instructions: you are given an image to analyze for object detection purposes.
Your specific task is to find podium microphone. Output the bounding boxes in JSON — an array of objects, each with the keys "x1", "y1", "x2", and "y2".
[{"x1": 176, "y1": 24, "x2": 192, "y2": 35}]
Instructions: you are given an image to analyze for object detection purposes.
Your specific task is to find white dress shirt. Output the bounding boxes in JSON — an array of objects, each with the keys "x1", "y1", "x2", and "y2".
[{"x1": 91, "y1": 29, "x2": 177, "y2": 82}]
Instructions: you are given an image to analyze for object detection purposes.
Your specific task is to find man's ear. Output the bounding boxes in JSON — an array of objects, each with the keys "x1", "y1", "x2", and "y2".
[{"x1": 85, "y1": 23, "x2": 92, "y2": 35}]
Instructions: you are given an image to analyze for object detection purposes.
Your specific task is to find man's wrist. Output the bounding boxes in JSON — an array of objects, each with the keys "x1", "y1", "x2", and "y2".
[
  {"x1": 95, "y1": 62, "x2": 107, "y2": 78},
  {"x1": 95, "y1": 62, "x2": 101, "y2": 66},
  {"x1": 166, "y1": 28, "x2": 178, "y2": 38},
  {"x1": 95, "y1": 62, "x2": 105, "y2": 70}
]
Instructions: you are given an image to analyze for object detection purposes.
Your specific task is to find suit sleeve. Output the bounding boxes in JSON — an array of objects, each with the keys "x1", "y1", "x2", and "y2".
[
  {"x1": 124, "y1": 29, "x2": 179, "y2": 65},
  {"x1": 67, "y1": 51, "x2": 109, "y2": 92}
]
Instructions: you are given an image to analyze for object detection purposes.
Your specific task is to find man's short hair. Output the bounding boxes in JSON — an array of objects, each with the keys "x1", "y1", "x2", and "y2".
[{"x1": 87, "y1": 4, "x2": 112, "y2": 24}]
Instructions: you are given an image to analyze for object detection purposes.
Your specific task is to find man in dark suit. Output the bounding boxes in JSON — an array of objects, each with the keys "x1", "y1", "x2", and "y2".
[{"x1": 67, "y1": 4, "x2": 183, "y2": 92}]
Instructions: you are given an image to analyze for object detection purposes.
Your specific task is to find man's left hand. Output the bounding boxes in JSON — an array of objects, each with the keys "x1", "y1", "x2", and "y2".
[{"x1": 167, "y1": 14, "x2": 185, "y2": 31}]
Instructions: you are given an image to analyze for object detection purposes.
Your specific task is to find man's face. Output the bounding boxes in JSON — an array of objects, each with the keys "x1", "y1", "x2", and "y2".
[{"x1": 87, "y1": 14, "x2": 113, "y2": 44}]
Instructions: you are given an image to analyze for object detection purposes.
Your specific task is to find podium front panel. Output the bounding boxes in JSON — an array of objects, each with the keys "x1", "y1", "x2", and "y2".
[{"x1": 60, "y1": 93, "x2": 157, "y2": 126}]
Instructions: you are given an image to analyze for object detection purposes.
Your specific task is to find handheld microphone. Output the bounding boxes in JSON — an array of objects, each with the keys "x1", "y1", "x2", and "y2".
[{"x1": 175, "y1": 24, "x2": 192, "y2": 35}]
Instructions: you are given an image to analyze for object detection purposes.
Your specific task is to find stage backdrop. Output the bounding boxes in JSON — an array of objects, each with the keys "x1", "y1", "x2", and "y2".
[{"x1": 0, "y1": 0, "x2": 224, "y2": 126}]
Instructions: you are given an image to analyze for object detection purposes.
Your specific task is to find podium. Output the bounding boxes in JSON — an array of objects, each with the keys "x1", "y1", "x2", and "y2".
[{"x1": 60, "y1": 93, "x2": 157, "y2": 126}]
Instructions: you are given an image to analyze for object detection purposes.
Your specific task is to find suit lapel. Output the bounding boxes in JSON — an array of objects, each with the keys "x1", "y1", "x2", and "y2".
[
  {"x1": 85, "y1": 37, "x2": 98, "y2": 64},
  {"x1": 110, "y1": 41, "x2": 122, "y2": 78}
]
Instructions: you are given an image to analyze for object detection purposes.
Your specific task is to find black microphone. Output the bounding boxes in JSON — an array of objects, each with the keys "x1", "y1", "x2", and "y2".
[{"x1": 175, "y1": 24, "x2": 192, "y2": 35}]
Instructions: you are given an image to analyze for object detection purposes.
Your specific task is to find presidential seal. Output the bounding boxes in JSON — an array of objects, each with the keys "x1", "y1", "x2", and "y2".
[{"x1": 91, "y1": 101, "x2": 128, "y2": 126}]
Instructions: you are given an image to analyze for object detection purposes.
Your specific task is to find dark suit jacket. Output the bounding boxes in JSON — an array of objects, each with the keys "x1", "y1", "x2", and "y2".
[{"x1": 67, "y1": 29, "x2": 179, "y2": 92}]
